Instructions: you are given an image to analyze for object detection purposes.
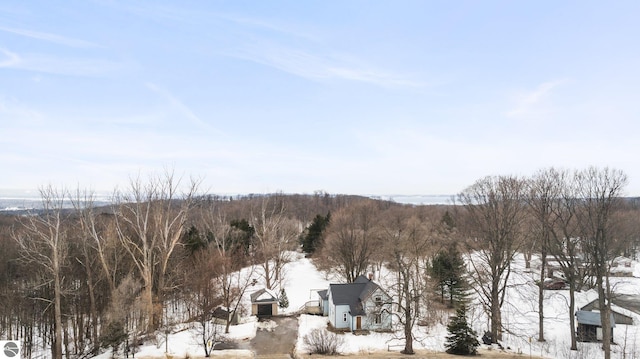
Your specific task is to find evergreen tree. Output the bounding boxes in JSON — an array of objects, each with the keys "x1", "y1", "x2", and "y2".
[
  {"x1": 429, "y1": 247, "x2": 469, "y2": 307},
  {"x1": 441, "y1": 210, "x2": 456, "y2": 231},
  {"x1": 445, "y1": 305, "x2": 479, "y2": 355},
  {"x1": 184, "y1": 225, "x2": 207, "y2": 254},
  {"x1": 279, "y1": 288, "x2": 289, "y2": 308},
  {"x1": 100, "y1": 320, "x2": 128, "y2": 358},
  {"x1": 300, "y1": 212, "x2": 331, "y2": 254},
  {"x1": 230, "y1": 218, "x2": 255, "y2": 253}
]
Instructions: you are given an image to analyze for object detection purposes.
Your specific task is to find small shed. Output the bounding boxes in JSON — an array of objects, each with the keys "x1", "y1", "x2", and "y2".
[
  {"x1": 581, "y1": 300, "x2": 634, "y2": 325},
  {"x1": 576, "y1": 310, "x2": 615, "y2": 342},
  {"x1": 250, "y1": 288, "x2": 279, "y2": 317},
  {"x1": 212, "y1": 307, "x2": 239, "y2": 325}
]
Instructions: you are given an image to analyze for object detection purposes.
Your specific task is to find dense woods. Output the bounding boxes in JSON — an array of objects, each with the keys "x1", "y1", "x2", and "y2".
[{"x1": 0, "y1": 167, "x2": 639, "y2": 358}]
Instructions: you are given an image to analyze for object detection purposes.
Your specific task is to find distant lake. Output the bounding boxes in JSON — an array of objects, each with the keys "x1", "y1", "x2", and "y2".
[{"x1": 0, "y1": 189, "x2": 454, "y2": 212}]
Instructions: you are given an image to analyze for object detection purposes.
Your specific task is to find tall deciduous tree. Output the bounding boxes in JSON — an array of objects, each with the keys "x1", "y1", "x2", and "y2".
[
  {"x1": 528, "y1": 168, "x2": 585, "y2": 349},
  {"x1": 250, "y1": 195, "x2": 299, "y2": 290},
  {"x1": 114, "y1": 171, "x2": 199, "y2": 332},
  {"x1": 526, "y1": 168, "x2": 561, "y2": 343},
  {"x1": 197, "y1": 204, "x2": 256, "y2": 333},
  {"x1": 575, "y1": 167, "x2": 627, "y2": 359},
  {"x1": 459, "y1": 175, "x2": 526, "y2": 343},
  {"x1": 381, "y1": 207, "x2": 434, "y2": 354},
  {"x1": 321, "y1": 200, "x2": 380, "y2": 282},
  {"x1": 13, "y1": 186, "x2": 69, "y2": 359}
]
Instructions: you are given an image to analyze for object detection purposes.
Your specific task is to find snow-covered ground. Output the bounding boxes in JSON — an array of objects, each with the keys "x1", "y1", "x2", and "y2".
[
  {"x1": 474, "y1": 254, "x2": 640, "y2": 359},
  {"x1": 91, "y1": 251, "x2": 640, "y2": 359}
]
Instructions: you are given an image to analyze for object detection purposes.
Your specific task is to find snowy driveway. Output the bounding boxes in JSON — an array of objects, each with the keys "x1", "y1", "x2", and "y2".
[{"x1": 246, "y1": 316, "x2": 299, "y2": 357}]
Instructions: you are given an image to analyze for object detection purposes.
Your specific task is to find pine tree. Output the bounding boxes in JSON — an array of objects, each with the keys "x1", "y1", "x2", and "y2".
[
  {"x1": 429, "y1": 247, "x2": 469, "y2": 307},
  {"x1": 445, "y1": 305, "x2": 479, "y2": 355},
  {"x1": 100, "y1": 320, "x2": 128, "y2": 358},
  {"x1": 279, "y1": 288, "x2": 289, "y2": 308},
  {"x1": 300, "y1": 212, "x2": 331, "y2": 254}
]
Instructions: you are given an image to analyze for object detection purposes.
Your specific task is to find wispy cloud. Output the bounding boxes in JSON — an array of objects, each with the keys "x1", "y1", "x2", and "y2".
[
  {"x1": 0, "y1": 26, "x2": 99, "y2": 48},
  {"x1": 96, "y1": 1, "x2": 207, "y2": 24},
  {"x1": 217, "y1": 12, "x2": 319, "y2": 42},
  {"x1": 506, "y1": 79, "x2": 566, "y2": 118},
  {"x1": 145, "y1": 83, "x2": 222, "y2": 134},
  {"x1": 0, "y1": 48, "x2": 124, "y2": 76},
  {"x1": 0, "y1": 96, "x2": 42, "y2": 123},
  {"x1": 230, "y1": 43, "x2": 424, "y2": 88},
  {"x1": 0, "y1": 47, "x2": 20, "y2": 67}
]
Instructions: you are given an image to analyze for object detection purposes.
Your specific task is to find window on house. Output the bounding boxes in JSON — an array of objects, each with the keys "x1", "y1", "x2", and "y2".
[
  {"x1": 375, "y1": 313, "x2": 382, "y2": 324},
  {"x1": 343, "y1": 313, "x2": 348, "y2": 322},
  {"x1": 375, "y1": 296, "x2": 382, "y2": 305}
]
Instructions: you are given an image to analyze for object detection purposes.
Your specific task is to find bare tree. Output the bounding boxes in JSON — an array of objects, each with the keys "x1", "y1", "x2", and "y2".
[
  {"x1": 527, "y1": 168, "x2": 584, "y2": 349},
  {"x1": 250, "y1": 195, "x2": 299, "y2": 289},
  {"x1": 459, "y1": 175, "x2": 526, "y2": 343},
  {"x1": 73, "y1": 190, "x2": 118, "y2": 293},
  {"x1": 381, "y1": 207, "x2": 434, "y2": 354},
  {"x1": 526, "y1": 168, "x2": 562, "y2": 343},
  {"x1": 575, "y1": 167, "x2": 627, "y2": 359},
  {"x1": 185, "y1": 247, "x2": 222, "y2": 357},
  {"x1": 70, "y1": 189, "x2": 116, "y2": 354},
  {"x1": 199, "y1": 205, "x2": 257, "y2": 333},
  {"x1": 320, "y1": 200, "x2": 380, "y2": 282},
  {"x1": 13, "y1": 186, "x2": 69, "y2": 359},
  {"x1": 114, "y1": 171, "x2": 200, "y2": 332}
]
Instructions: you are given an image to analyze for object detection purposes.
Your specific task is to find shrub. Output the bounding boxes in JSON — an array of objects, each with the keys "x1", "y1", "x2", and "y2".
[
  {"x1": 303, "y1": 328, "x2": 344, "y2": 355},
  {"x1": 279, "y1": 288, "x2": 289, "y2": 308}
]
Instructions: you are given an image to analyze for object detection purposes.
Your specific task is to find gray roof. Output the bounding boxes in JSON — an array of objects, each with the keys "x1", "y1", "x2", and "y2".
[
  {"x1": 576, "y1": 310, "x2": 616, "y2": 328},
  {"x1": 318, "y1": 289, "x2": 328, "y2": 300},
  {"x1": 612, "y1": 295, "x2": 640, "y2": 315},
  {"x1": 329, "y1": 275, "x2": 384, "y2": 316}
]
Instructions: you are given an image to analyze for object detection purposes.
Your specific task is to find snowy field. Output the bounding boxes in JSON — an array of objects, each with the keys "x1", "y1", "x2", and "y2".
[{"x1": 90, "y1": 251, "x2": 640, "y2": 359}]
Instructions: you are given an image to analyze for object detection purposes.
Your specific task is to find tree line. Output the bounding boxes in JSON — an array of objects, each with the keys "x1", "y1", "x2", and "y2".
[{"x1": 0, "y1": 167, "x2": 638, "y2": 358}]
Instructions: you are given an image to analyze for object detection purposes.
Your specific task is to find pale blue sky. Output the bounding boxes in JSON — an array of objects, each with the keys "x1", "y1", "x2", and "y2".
[{"x1": 1, "y1": 1, "x2": 639, "y2": 196}]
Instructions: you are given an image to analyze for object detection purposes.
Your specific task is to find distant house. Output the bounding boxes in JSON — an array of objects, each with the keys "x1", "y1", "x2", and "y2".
[
  {"x1": 576, "y1": 310, "x2": 615, "y2": 342},
  {"x1": 250, "y1": 288, "x2": 279, "y2": 317},
  {"x1": 610, "y1": 256, "x2": 635, "y2": 277},
  {"x1": 319, "y1": 275, "x2": 392, "y2": 332}
]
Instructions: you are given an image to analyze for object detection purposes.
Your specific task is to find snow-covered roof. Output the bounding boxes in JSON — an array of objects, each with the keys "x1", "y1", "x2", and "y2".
[{"x1": 250, "y1": 288, "x2": 279, "y2": 303}]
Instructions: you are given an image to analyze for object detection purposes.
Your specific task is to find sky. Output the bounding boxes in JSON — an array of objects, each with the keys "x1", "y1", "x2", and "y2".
[{"x1": 1, "y1": 1, "x2": 640, "y2": 196}]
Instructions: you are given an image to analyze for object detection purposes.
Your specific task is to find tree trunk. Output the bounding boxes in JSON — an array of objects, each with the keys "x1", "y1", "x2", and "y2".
[
  {"x1": 264, "y1": 261, "x2": 272, "y2": 289},
  {"x1": 83, "y1": 251, "x2": 100, "y2": 354},
  {"x1": 402, "y1": 273, "x2": 414, "y2": 355},
  {"x1": 53, "y1": 268, "x2": 63, "y2": 359},
  {"x1": 569, "y1": 282, "x2": 577, "y2": 351},
  {"x1": 538, "y1": 250, "x2": 546, "y2": 342},
  {"x1": 491, "y1": 276, "x2": 501, "y2": 343},
  {"x1": 143, "y1": 269, "x2": 155, "y2": 333},
  {"x1": 598, "y1": 274, "x2": 611, "y2": 359}
]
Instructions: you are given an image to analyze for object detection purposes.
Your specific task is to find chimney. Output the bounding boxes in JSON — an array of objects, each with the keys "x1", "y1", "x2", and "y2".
[{"x1": 368, "y1": 272, "x2": 373, "y2": 281}]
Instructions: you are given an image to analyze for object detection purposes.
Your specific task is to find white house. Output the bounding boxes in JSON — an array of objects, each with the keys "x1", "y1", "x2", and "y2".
[{"x1": 320, "y1": 275, "x2": 392, "y2": 331}]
